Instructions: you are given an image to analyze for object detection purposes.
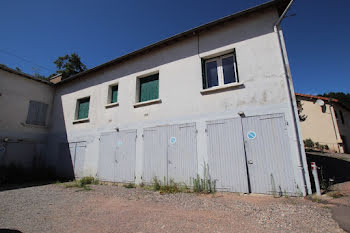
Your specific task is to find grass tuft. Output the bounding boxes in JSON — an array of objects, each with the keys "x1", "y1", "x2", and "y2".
[
  {"x1": 64, "y1": 176, "x2": 98, "y2": 191},
  {"x1": 123, "y1": 183, "x2": 136, "y2": 189}
]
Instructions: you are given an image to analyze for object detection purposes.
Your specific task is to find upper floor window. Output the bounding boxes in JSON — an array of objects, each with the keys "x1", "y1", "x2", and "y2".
[
  {"x1": 76, "y1": 97, "x2": 90, "y2": 120},
  {"x1": 202, "y1": 52, "x2": 239, "y2": 89},
  {"x1": 138, "y1": 73, "x2": 159, "y2": 102},
  {"x1": 26, "y1": 100, "x2": 48, "y2": 126},
  {"x1": 109, "y1": 84, "x2": 118, "y2": 104}
]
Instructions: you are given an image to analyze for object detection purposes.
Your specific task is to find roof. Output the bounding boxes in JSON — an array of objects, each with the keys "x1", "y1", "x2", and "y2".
[
  {"x1": 295, "y1": 93, "x2": 339, "y2": 103},
  {"x1": 57, "y1": 0, "x2": 291, "y2": 85},
  {"x1": 0, "y1": 65, "x2": 52, "y2": 85}
]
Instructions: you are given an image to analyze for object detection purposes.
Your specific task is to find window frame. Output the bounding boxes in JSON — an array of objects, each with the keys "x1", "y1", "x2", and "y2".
[
  {"x1": 137, "y1": 73, "x2": 159, "y2": 103},
  {"x1": 75, "y1": 96, "x2": 90, "y2": 121},
  {"x1": 202, "y1": 51, "x2": 239, "y2": 89},
  {"x1": 105, "y1": 83, "x2": 119, "y2": 108}
]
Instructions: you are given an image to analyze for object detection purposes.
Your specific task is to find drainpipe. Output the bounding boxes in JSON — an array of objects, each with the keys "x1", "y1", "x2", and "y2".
[{"x1": 273, "y1": 0, "x2": 312, "y2": 195}]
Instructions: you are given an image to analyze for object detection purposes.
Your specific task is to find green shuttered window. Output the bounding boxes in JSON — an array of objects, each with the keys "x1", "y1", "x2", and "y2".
[
  {"x1": 77, "y1": 97, "x2": 90, "y2": 119},
  {"x1": 139, "y1": 74, "x2": 159, "y2": 102},
  {"x1": 111, "y1": 85, "x2": 118, "y2": 103}
]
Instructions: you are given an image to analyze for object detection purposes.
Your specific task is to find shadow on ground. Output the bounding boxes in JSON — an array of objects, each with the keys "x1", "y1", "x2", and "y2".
[
  {"x1": 0, "y1": 165, "x2": 72, "y2": 192},
  {"x1": 306, "y1": 152, "x2": 350, "y2": 191},
  {"x1": 0, "y1": 229, "x2": 22, "y2": 233}
]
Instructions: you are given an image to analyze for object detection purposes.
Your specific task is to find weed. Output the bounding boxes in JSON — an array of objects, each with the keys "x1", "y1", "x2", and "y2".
[
  {"x1": 152, "y1": 177, "x2": 161, "y2": 191},
  {"x1": 123, "y1": 183, "x2": 136, "y2": 189},
  {"x1": 63, "y1": 176, "x2": 98, "y2": 191},
  {"x1": 327, "y1": 191, "x2": 344, "y2": 198},
  {"x1": 192, "y1": 162, "x2": 216, "y2": 194},
  {"x1": 306, "y1": 195, "x2": 328, "y2": 204},
  {"x1": 80, "y1": 176, "x2": 95, "y2": 186}
]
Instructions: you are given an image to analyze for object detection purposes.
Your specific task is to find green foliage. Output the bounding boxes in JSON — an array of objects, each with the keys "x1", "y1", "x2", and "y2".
[
  {"x1": 297, "y1": 100, "x2": 307, "y2": 122},
  {"x1": 53, "y1": 53, "x2": 87, "y2": 78},
  {"x1": 192, "y1": 162, "x2": 216, "y2": 194},
  {"x1": 304, "y1": 138, "x2": 314, "y2": 148},
  {"x1": 327, "y1": 191, "x2": 344, "y2": 198},
  {"x1": 321, "y1": 92, "x2": 350, "y2": 110},
  {"x1": 152, "y1": 177, "x2": 161, "y2": 191},
  {"x1": 123, "y1": 183, "x2": 136, "y2": 189},
  {"x1": 64, "y1": 176, "x2": 98, "y2": 191}
]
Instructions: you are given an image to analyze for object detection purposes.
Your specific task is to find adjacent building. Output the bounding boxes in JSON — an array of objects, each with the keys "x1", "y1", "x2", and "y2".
[
  {"x1": 0, "y1": 0, "x2": 312, "y2": 195},
  {"x1": 0, "y1": 65, "x2": 54, "y2": 169},
  {"x1": 296, "y1": 93, "x2": 350, "y2": 153}
]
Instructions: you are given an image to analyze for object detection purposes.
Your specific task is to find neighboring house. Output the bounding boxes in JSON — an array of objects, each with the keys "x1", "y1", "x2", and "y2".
[
  {"x1": 0, "y1": 0, "x2": 312, "y2": 196},
  {"x1": 296, "y1": 93, "x2": 350, "y2": 153},
  {"x1": 0, "y1": 65, "x2": 54, "y2": 169}
]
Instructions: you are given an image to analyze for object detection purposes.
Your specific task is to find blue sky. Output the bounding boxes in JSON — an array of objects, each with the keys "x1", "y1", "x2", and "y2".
[{"x1": 1, "y1": 0, "x2": 349, "y2": 94}]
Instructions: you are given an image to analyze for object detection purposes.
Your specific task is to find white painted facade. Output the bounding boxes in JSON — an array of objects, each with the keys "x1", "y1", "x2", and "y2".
[
  {"x1": 46, "y1": 6, "x2": 311, "y2": 195},
  {"x1": 0, "y1": 2, "x2": 311, "y2": 195}
]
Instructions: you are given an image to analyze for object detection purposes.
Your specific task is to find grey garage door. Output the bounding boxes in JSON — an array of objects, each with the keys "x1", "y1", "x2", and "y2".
[
  {"x1": 69, "y1": 141, "x2": 86, "y2": 178},
  {"x1": 143, "y1": 123, "x2": 197, "y2": 185},
  {"x1": 206, "y1": 113, "x2": 297, "y2": 195},
  {"x1": 98, "y1": 130, "x2": 137, "y2": 183},
  {"x1": 207, "y1": 118, "x2": 249, "y2": 192},
  {"x1": 242, "y1": 114, "x2": 297, "y2": 195}
]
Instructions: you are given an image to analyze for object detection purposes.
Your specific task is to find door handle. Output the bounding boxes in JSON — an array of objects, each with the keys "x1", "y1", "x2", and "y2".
[{"x1": 248, "y1": 160, "x2": 253, "y2": 164}]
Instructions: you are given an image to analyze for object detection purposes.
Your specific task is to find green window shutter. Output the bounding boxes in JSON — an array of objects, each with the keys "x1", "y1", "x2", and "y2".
[
  {"x1": 139, "y1": 74, "x2": 159, "y2": 102},
  {"x1": 78, "y1": 98, "x2": 90, "y2": 119},
  {"x1": 111, "y1": 85, "x2": 118, "y2": 103},
  {"x1": 201, "y1": 59, "x2": 207, "y2": 89}
]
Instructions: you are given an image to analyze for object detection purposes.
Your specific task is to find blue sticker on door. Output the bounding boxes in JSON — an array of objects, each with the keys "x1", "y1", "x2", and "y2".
[{"x1": 247, "y1": 131, "x2": 256, "y2": 140}]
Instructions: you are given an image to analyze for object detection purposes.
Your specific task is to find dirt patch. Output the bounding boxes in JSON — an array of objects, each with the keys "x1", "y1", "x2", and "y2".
[{"x1": 0, "y1": 184, "x2": 345, "y2": 233}]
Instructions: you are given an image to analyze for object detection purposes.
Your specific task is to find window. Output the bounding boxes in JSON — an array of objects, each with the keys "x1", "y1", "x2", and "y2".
[
  {"x1": 76, "y1": 97, "x2": 90, "y2": 120},
  {"x1": 108, "y1": 84, "x2": 118, "y2": 104},
  {"x1": 139, "y1": 73, "x2": 159, "y2": 102},
  {"x1": 340, "y1": 110, "x2": 345, "y2": 124},
  {"x1": 202, "y1": 51, "x2": 239, "y2": 89},
  {"x1": 26, "y1": 100, "x2": 48, "y2": 126}
]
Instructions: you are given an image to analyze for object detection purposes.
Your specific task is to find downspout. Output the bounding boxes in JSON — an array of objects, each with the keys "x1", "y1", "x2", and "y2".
[{"x1": 274, "y1": 0, "x2": 312, "y2": 195}]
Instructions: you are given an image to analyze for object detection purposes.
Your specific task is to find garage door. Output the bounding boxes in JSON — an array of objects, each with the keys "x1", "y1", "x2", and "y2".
[
  {"x1": 98, "y1": 130, "x2": 137, "y2": 182},
  {"x1": 206, "y1": 118, "x2": 249, "y2": 192},
  {"x1": 242, "y1": 114, "x2": 297, "y2": 195},
  {"x1": 143, "y1": 123, "x2": 197, "y2": 185},
  {"x1": 69, "y1": 141, "x2": 86, "y2": 178}
]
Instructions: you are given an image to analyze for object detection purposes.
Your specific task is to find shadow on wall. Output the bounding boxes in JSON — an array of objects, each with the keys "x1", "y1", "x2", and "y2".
[{"x1": 306, "y1": 153, "x2": 350, "y2": 192}]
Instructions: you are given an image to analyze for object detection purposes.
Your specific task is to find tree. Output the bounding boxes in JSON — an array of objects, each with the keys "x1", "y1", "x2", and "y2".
[
  {"x1": 297, "y1": 100, "x2": 307, "y2": 122},
  {"x1": 53, "y1": 53, "x2": 87, "y2": 78},
  {"x1": 320, "y1": 92, "x2": 350, "y2": 109}
]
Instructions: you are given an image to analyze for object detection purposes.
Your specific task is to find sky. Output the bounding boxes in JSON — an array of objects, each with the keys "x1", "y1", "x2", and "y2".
[{"x1": 0, "y1": 0, "x2": 349, "y2": 94}]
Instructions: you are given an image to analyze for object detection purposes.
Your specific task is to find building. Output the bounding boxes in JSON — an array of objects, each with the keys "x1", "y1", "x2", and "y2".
[
  {"x1": 0, "y1": 65, "x2": 54, "y2": 170},
  {"x1": 296, "y1": 93, "x2": 350, "y2": 153},
  {"x1": 0, "y1": 0, "x2": 312, "y2": 195}
]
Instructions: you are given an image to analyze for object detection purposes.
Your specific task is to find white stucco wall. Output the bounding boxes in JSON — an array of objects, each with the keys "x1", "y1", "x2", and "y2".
[
  {"x1": 0, "y1": 69, "x2": 54, "y2": 138},
  {"x1": 0, "y1": 69, "x2": 54, "y2": 167},
  {"x1": 47, "y1": 7, "x2": 309, "y2": 194}
]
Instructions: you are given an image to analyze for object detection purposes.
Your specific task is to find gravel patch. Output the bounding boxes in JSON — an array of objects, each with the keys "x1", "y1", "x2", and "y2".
[{"x1": 0, "y1": 183, "x2": 344, "y2": 233}]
